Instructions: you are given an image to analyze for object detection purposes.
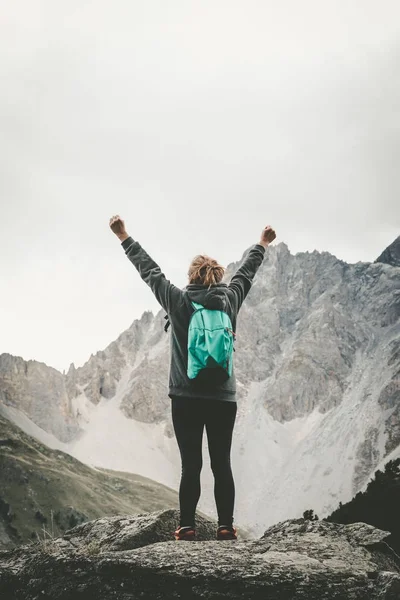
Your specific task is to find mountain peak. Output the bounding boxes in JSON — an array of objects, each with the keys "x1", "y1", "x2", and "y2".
[{"x1": 375, "y1": 236, "x2": 400, "y2": 267}]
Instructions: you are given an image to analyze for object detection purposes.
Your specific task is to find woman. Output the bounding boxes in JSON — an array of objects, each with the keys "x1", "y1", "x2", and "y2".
[{"x1": 109, "y1": 215, "x2": 276, "y2": 541}]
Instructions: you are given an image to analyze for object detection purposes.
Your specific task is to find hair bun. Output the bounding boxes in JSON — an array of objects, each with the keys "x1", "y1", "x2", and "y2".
[{"x1": 188, "y1": 254, "x2": 225, "y2": 286}]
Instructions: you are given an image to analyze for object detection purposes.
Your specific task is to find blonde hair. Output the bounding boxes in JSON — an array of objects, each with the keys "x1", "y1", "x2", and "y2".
[{"x1": 188, "y1": 255, "x2": 225, "y2": 287}]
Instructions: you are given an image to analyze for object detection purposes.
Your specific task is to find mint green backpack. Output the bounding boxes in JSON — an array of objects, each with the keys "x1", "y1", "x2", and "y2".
[{"x1": 186, "y1": 299, "x2": 236, "y2": 385}]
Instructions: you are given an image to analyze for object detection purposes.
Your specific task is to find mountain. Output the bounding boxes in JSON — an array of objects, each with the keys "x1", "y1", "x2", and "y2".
[
  {"x1": 375, "y1": 235, "x2": 400, "y2": 267},
  {"x1": 0, "y1": 353, "x2": 79, "y2": 442},
  {"x1": 1, "y1": 510, "x2": 399, "y2": 599},
  {"x1": 0, "y1": 411, "x2": 183, "y2": 549},
  {"x1": 0, "y1": 235, "x2": 399, "y2": 537}
]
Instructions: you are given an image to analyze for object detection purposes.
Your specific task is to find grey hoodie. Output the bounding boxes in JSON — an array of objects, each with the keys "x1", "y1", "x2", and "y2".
[{"x1": 121, "y1": 237, "x2": 266, "y2": 402}]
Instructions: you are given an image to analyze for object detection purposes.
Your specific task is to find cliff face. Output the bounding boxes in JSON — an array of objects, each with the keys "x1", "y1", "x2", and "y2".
[
  {"x1": 0, "y1": 236, "x2": 399, "y2": 534},
  {"x1": 0, "y1": 354, "x2": 78, "y2": 443},
  {"x1": 0, "y1": 510, "x2": 399, "y2": 600}
]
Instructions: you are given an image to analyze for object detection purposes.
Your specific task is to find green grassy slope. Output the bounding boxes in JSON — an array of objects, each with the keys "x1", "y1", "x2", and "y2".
[{"x1": 0, "y1": 414, "x2": 183, "y2": 548}]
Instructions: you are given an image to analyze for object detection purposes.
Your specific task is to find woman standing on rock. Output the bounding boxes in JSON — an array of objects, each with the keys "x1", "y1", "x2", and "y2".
[{"x1": 110, "y1": 215, "x2": 276, "y2": 541}]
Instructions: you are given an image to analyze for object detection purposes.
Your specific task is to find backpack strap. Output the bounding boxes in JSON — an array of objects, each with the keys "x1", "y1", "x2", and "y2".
[
  {"x1": 191, "y1": 301, "x2": 204, "y2": 310},
  {"x1": 164, "y1": 314, "x2": 170, "y2": 332}
]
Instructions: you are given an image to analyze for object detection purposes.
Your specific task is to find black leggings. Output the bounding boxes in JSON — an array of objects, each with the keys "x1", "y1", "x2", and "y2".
[{"x1": 171, "y1": 395, "x2": 237, "y2": 528}]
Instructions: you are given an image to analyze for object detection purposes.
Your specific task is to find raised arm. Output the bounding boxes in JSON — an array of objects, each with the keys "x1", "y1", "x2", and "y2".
[
  {"x1": 109, "y1": 215, "x2": 183, "y2": 314},
  {"x1": 228, "y1": 225, "x2": 276, "y2": 312}
]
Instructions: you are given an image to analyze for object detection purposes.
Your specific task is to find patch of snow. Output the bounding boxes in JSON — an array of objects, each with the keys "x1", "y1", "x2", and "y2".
[{"x1": 66, "y1": 363, "x2": 179, "y2": 490}]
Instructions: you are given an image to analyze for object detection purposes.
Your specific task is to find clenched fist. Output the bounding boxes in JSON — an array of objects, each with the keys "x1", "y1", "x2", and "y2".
[
  {"x1": 109, "y1": 215, "x2": 129, "y2": 242},
  {"x1": 259, "y1": 225, "x2": 276, "y2": 248}
]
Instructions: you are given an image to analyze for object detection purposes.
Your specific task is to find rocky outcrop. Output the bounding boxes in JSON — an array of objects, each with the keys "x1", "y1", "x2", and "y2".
[{"x1": 0, "y1": 511, "x2": 399, "y2": 599}]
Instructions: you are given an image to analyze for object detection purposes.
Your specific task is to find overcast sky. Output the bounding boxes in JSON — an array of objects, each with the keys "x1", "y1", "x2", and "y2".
[{"x1": 1, "y1": 0, "x2": 399, "y2": 373}]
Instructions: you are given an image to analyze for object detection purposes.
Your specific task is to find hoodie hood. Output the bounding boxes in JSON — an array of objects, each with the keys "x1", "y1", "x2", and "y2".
[{"x1": 185, "y1": 283, "x2": 229, "y2": 311}]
